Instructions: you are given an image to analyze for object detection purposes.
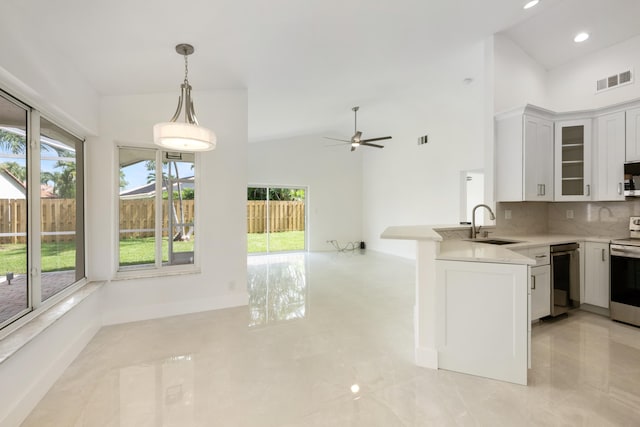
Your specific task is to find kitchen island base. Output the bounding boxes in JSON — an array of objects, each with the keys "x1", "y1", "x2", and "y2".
[{"x1": 437, "y1": 260, "x2": 529, "y2": 385}]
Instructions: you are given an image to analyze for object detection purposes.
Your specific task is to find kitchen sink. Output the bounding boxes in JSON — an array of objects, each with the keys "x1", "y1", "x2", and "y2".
[{"x1": 464, "y1": 238, "x2": 521, "y2": 245}]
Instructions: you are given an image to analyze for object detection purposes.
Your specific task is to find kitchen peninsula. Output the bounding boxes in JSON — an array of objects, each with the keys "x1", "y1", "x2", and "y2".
[{"x1": 381, "y1": 225, "x2": 535, "y2": 385}]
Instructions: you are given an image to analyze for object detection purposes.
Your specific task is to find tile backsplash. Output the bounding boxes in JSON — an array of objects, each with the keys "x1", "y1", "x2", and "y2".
[
  {"x1": 496, "y1": 200, "x2": 640, "y2": 238},
  {"x1": 495, "y1": 202, "x2": 549, "y2": 235}
]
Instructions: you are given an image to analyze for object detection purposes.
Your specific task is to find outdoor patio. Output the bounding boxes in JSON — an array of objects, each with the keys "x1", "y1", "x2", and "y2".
[{"x1": 0, "y1": 271, "x2": 76, "y2": 324}]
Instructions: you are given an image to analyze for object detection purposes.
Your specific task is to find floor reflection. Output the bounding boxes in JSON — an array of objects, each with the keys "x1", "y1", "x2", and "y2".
[
  {"x1": 247, "y1": 253, "x2": 308, "y2": 327},
  {"x1": 119, "y1": 354, "x2": 194, "y2": 426}
]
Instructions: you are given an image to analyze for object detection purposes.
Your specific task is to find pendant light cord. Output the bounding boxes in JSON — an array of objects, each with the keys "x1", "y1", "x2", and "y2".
[{"x1": 183, "y1": 53, "x2": 189, "y2": 85}]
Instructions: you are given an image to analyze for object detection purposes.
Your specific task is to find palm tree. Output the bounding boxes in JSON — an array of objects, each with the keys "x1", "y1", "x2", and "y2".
[
  {"x1": 1, "y1": 161, "x2": 27, "y2": 182},
  {"x1": 0, "y1": 129, "x2": 26, "y2": 154}
]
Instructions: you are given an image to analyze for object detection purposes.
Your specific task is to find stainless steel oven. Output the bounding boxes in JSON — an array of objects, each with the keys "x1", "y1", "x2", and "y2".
[{"x1": 610, "y1": 243, "x2": 640, "y2": 326}]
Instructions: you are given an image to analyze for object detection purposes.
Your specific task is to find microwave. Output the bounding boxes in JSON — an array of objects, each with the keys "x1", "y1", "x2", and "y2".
[{"x1": 624, "y1": 162, "x2": 640, "y2": 196}]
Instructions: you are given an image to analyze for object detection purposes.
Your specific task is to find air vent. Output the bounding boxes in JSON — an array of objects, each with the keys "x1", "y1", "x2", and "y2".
[
  {"x1": 596, "y1": 69, "x2": 634, "y2": 92},
  {"x1": 418, "y1": 135, "x2": 428, "y2": 145},
  {"x1": 620, "y1": 70, "x2": 632, "y2": 84}
]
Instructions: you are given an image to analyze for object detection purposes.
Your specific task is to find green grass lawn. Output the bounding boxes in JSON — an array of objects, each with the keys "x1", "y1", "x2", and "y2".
[
  {"x1": 2, "y1": 232, "x2": 304, "y2": 273},
  {"x1": 248, "y1": 231, "x2": 305, "y2": 253},
  {"x1": 1, "y1": 241, "x2": 77, "y2": 274}
]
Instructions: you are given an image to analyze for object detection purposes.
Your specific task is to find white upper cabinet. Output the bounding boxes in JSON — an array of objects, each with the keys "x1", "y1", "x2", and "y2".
[
  {"x1": 523, "y1": 116, "x2": 554, "y2": 201},
  {"x1": 554, "y1": 119, "x2": 592, "y2": 201},
  {"x1": 495, "y1": 107, "x2": 554, "y2": 202},
  {"x1": 594, "y1": 111, "x2": 625, "y2": 201},
  {"x1": 627, "y1": 107, "x2": 640, "y2": 162}
]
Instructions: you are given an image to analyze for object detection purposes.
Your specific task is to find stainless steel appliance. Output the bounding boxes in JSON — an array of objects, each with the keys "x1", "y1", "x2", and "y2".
[
  {"x1": 610, "y1": 218, "x2": 640, "y2": 326},
  {"x1": 623, "y1": 162, "x2": 640, "y2": 197},
  {"x1": 550, "y1": 243, "x2": 580, "y2": 316}
]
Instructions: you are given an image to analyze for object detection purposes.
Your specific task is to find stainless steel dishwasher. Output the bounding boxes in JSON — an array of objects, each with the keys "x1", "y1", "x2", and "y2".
[{"x1": 550, "y1": 243, "x2": 580, "y2": 316}]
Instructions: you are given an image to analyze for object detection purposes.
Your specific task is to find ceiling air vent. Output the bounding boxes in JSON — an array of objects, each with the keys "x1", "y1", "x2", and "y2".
[{"x1": 596, "y1": 69, "x2": 634, "y2": 93}]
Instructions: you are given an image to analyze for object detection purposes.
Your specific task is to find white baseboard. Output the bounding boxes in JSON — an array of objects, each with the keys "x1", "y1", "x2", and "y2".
[
  {"x1": 102, "y1": 292, "x2": 249, "y2": 326},
  {"x1": 415, "y1": 346, "x2": 439, "y2": 369}
]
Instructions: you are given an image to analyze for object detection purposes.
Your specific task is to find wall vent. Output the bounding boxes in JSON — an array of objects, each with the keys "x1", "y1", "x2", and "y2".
[
  {"x1": 418, "y1": 135, "x2": 428, "y2": 145},
  {"x1": 596, "y1": 69, "x2": 633, "y2": 93}
]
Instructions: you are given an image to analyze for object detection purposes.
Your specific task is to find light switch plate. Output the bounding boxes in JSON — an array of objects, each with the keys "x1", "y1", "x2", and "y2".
[
  {"x1": 505, "y1": 210, "x2": 512, "y2": 220},
  {"x1": 566, "y1": 210, "x2": 574, "y2": 219}
]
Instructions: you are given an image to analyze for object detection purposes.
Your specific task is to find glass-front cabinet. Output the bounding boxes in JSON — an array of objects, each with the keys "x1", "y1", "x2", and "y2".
[{"x1": 554, "y1": 119, "x2": 592, "y2": 201}]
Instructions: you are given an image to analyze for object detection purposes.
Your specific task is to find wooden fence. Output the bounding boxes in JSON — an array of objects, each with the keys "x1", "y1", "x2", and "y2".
[
  {"x1": 1, "y1": 199, "x2": 77, "y2": 244},
  {"x1": 1, "y1": 198, "x2": 304, "y2": 243},
  {"x1": 247, "y1": 201, "x2": 305, "y2": 233}
]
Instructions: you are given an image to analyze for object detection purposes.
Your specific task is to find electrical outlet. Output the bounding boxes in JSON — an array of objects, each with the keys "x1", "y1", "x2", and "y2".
[
  {"x1": 504, "y1": 210, "x2": 512, "y2": 220},
  {"x1": 566, "y1": 210, "x2": 574, "y2": 219}
]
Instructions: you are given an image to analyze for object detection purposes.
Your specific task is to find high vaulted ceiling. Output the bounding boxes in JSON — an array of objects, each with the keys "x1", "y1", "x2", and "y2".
[{"x1": 4, "y1": 0, "x2": 640, "y2": 142}]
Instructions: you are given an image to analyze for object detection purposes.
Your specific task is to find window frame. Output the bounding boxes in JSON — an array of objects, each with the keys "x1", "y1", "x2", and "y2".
[
  {"x1": 114, "y1": 145, "x2": 200, "y2": 280},
  {"x1": 0, "y1": 89, "x2": 87, "y2": 332}
]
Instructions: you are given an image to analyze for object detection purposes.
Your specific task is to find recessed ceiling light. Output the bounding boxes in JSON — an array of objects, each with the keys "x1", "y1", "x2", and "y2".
[
  {"x1": 523, "y1": 0, "x2": 539, "y2": 9},
  {"x1": 574, "y1": 32, "x2": 590, "y2": 43}
]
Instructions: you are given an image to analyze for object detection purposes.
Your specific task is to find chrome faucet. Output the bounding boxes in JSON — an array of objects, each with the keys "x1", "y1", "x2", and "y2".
[{"x1": 471, "y1": 204, "x2": 496, "y2": 239}]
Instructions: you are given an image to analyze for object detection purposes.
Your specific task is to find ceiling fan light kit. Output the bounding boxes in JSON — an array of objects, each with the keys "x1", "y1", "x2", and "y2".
[
  {"x1": 153, "y1": 43, "x2": 217, "y2": 152},
  {"x1": 324, "y1": 106, "x2": 392, "y2": 152}
]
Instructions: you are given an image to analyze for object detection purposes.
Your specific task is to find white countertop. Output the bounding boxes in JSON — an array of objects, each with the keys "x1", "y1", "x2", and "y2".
[
  {"x1": 381, "y1": 225, "x2": 623, "y2": 265},
  {"x1": 437, "y1": 239, "x2": 536, "y2": 265}
]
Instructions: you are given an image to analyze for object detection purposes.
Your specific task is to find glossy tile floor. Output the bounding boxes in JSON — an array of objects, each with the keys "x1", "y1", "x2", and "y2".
[{"x1": 22, "y1": 252, "x2": 640, "y2": 426}]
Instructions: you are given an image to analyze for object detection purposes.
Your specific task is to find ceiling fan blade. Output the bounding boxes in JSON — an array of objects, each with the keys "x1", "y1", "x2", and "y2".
[
  {"x1": 361, "y1": 142, "x2": 384, "y2": 148},
  {"x1": 360, "y1": 136, "x2": 392, "y2": 143},
  {"x1": 323, "y1": 137, "x2": 351, "y2": 143},
  {"x1": 325, "y1": 142, "x2": 351, "y2": 147}
]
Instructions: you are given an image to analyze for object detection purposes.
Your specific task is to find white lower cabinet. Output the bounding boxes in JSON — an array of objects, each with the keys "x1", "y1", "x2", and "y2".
[
  {"x1": 514, "y1": 245, "x2": 551, "y2": 322},
  {"x1": 584, "y1": 242, "x2": 610, "y2": 308},
  {"x1": 436, "y1": 260, "x2": 529, "y2": 385},
  {"x1": 531, "y1": 265, "x2": 551, "y2": 320}
]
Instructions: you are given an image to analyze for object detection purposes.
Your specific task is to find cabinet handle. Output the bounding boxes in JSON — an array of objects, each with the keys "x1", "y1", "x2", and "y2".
[
  {"x1": 618, "y1": 182, "x2": 623, "y2": 195},
  {"x1": 541, "y1": 184, "x2": 545, "y2": 196},
  {"x1": 531, "y1": 275, "x2": 536, "y2": 290},
  {"x1": 602, "y1": 248, "x2": 605, "y2": 262},
  {"x1": 586, "y1": 184, "x2": 591, "y2": 196}
]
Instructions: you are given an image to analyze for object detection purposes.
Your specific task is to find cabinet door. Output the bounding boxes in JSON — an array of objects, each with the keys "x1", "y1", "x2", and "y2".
[
  {"x1": 524, "y1": 115, "x2": 554, "y2": 201},
  {"x1": 555, "y1": 119, "x2": 592, "y2": 201},
  {"x1": 595, "y1": 112, "x2": 625, "y2": 200},
  {"x1": 626, "y1": 107, "x2": 640, "y2": 162},
  {"x1": 531, "y1": 265, "x2": 551, "y2": 320},
  {"x1": 584, "y1": 242, "x2": 610, "y2": 308}
]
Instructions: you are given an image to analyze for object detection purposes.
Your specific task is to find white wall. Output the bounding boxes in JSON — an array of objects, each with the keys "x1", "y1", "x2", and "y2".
[
  {"x1": 0, "y1": 7, "x2": 102, "y2": 425},
  {"x1": 91, "y1": 90, "x2": 249, "y2": 324},
  {"x1": 493, "y1": 34, "x2": 549, "y2": 113},
  {"x1": 362, "y1": 42, "x2": 488, "y2": 258},
  {"x1": 0, "y1": 289, "x2": 102, "y2": 427},
  {"x1": 547, "y1": 34, "x2": 640, "y2": 111},
  {"x1": 0, "y1": 2, "x2": 99, "y2": 135},
  {"x1": 247, "y1": 135, "x2": 363, "y2": 251}
]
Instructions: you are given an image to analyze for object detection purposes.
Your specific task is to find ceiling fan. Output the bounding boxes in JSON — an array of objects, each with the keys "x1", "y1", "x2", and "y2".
[{"x1": 325, "y1": 106, "x2": 392, "y2": 151}]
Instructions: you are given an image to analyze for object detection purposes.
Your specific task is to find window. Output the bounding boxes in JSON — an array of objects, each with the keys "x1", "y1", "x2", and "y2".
[
  {"x1": 0, "y1": 90, "x2": 85, "y2": 329},
  {"x1": 247, "y1": 186, "x2": 306, "y2": 254},
  {"x1": 118, "y1": 147, "x2": 196, "y2": 272}
]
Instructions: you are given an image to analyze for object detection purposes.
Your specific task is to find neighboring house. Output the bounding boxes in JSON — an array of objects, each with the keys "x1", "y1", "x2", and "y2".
[
  {"x1": 119, "y1": 176, "x2": 194, "y2": 200},
  {"x1": 0, "y1": 168, "x2": 59, "y2": 199},
  {"x1": 0, "y1": 168, "x2": 25, "y2": 199}
]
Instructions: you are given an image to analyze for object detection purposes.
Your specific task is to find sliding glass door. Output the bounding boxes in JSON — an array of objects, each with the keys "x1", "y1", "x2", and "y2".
[{"x1": 247, "y1": 186, "x2": 306, "y2": 254}]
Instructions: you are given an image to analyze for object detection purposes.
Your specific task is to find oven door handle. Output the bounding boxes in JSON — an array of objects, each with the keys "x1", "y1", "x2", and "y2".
[{"x1": 611, "y1": 245, "x2": 640, "y2": 258}]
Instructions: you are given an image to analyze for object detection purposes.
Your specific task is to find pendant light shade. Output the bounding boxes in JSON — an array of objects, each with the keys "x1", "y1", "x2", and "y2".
[
  {"x1": 154, "y1": 44, "x2": 216, "y2": 152},
  {"x1": 153, "y1": 122, "x2": 215, "y2": 151}
]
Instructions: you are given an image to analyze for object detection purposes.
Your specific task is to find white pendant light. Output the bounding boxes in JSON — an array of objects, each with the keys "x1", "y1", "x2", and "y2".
[{"x1": 154, "y1": 43, "x2": 216, "y2": 152}]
